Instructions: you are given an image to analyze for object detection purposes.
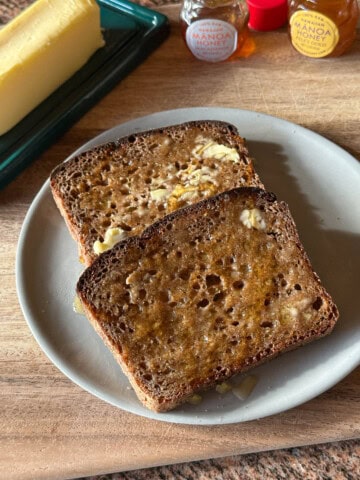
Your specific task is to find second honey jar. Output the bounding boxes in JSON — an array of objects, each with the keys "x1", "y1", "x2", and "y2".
[{"x1": 289, "y1": 0, "x2": 359, "y2": 58}]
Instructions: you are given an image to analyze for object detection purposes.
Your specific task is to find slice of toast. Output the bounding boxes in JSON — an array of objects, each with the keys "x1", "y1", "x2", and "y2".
[
  {"x1": 76, "y1": 187, "x2": 339, "y2": 413},
  {"x1": 50, "y1": 120, "x2": 263, "y2": 266}
]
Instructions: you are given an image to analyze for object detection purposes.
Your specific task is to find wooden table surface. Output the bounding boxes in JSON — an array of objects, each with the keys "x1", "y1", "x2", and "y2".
[{"x1": 1, "y1": 5, "x2": 359, "y2": 480}]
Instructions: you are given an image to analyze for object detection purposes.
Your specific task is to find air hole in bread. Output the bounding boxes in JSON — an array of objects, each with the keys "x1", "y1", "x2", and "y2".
[
  {"x1": 205, "y1": 274, "x2": 221, "y2": 287},
  {"x1": 213, "y1": 291, "x2": 225, "y2": 302},
  {"x1": 232, "y1": 321, "x2": 239, "y2": 326},
  {"x1": 81, "y1": 182, "x2": 90, "y2": 193},
  {"x1": 294, "y1": 283, "x2": 302, "y2": 290},
  {"x1": 138, "y1": 289, "x2": 146, "y2": 300},
  {"x1": 233, "y1": 280, "x2": 244, "y2": 290},
  {"x1": 101, "y1": 219, "x2": 111, "y2": 228},
  {"x1": 260, "y1": 321, "x2": 274, "y2": 328},
  {"x1": 179, "y1": 269, "x2": 191, "y2": 280},
  {"x1": 197, "y1": 298, "x2": 209, "y2": 308},
  {"x1": 312, "y1": 297, "x2": 323, "y2": 310},
  {"x1": 192, "y1": 282, "x2": 200, "y2": 290},
  {"x1": 119, "y1": 222, "x2": 132, "y2": 231}
]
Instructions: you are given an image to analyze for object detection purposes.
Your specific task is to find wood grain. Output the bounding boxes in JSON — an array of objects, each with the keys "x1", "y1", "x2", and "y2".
[{"x1": 0, "y1": 6, "x2": 359, "y2": 480}]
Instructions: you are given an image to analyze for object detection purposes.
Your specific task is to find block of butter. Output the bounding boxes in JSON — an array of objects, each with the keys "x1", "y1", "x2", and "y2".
[{"x1": 0, "y1": 0, "x2": 105, "y2": 136}]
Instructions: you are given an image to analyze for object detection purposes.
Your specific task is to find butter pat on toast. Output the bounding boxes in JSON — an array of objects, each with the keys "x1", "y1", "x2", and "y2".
[
  {"x1": 76, "y1": 187, "x2": 339, "y2": 413},
  {"x1": 50, "y1": 121, "x2": 263, "y2": 265}
]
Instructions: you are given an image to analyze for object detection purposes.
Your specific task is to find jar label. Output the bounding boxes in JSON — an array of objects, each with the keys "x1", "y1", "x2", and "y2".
[
  {"x1": 186, "y1": 19, "x2": 238, "y2": 62},
  {"x1": 290, "y1": 11, "x2": 339, "y2": 58}
]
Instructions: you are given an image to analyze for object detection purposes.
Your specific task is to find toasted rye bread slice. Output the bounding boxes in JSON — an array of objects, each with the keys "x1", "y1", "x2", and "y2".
[
  {"x1": 76, "y1": 187, "x2": 339, "y2": 413},
  {"x1": 50, "y1": 120, "x2": 263, "y2": 266}
]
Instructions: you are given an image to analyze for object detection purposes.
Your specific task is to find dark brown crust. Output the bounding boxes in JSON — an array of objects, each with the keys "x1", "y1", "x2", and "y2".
[
  {"x1": 50, "y1": 120, "x2": 264, "y2": 265},
  {"x1": 77, "y1": 187, "x2": 339, "y2": 413}
]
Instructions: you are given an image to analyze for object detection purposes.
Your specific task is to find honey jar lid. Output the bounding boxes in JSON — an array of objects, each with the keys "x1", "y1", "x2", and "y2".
[{"x1": 246, "y1": 0, "x2": 288, "y2": 31}]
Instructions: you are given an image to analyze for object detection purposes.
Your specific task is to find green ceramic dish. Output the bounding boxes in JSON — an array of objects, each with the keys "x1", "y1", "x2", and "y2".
[{"x1": 0, "y1": 0, "x2": 169, "y2": 189}]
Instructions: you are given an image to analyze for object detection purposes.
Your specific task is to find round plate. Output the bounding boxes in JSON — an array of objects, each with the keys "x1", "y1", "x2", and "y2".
[{"x1": 16, "y1": 108, "x2": 360, "y2": 425}]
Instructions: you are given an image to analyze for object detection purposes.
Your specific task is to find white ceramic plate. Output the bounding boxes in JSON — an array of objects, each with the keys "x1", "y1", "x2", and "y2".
[{"x1": 16, "y1": 108, "x2": 360, "y2": 425}]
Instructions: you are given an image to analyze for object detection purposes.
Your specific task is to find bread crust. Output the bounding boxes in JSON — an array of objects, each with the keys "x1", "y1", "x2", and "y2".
[{"x1": 77, "y1": 187, "x2": 339, "y2": 413}]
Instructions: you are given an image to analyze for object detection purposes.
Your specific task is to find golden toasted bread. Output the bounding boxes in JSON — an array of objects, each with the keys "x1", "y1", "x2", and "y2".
[
  {"x1": 50, "y1": 121, "x2": 263, "y2": 265},
  {"x1": 76, "y1": 187, "x2": 339, "y2": 412}
]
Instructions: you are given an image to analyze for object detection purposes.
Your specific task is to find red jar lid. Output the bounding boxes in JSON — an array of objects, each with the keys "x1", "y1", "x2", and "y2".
[{"x1": 247, "y1": 0, "x2": 288, "y2": 31}]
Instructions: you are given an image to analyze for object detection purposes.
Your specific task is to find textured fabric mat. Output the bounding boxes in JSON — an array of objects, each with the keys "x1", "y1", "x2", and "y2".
[{"x1": 80, "y1": 440, "x2": 360, "y2": 480}]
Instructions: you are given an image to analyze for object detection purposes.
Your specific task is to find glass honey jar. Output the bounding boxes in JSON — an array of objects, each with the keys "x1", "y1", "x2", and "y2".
[
  {"x1": 180, "y1": 0, "x2": 253, "y2": 62},
  {"x1": 288, "y1": 0, "x2": 359, "y2": 58}
]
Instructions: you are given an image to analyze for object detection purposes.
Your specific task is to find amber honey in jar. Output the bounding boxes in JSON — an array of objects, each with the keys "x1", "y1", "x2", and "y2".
[
  {"x1": 180, "y1": 0, "x2": 254, "y2": 62},
  {"x1": 289, "y1": 0, "x2": 359, "y2": 58}
]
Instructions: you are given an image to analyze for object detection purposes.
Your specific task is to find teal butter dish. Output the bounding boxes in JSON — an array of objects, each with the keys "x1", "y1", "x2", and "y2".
[{"x1": 0, "y1": 0, "x2": 170, "y2": 189}]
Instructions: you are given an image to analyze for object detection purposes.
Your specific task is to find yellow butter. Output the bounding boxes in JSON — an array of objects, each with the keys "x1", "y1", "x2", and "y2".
[
  {"x1": 93, "y1": 227, "x2": 128, "y2": 255},
  {"x1": 0, "y1": 0, "x2": 105, "y2": 135}
]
